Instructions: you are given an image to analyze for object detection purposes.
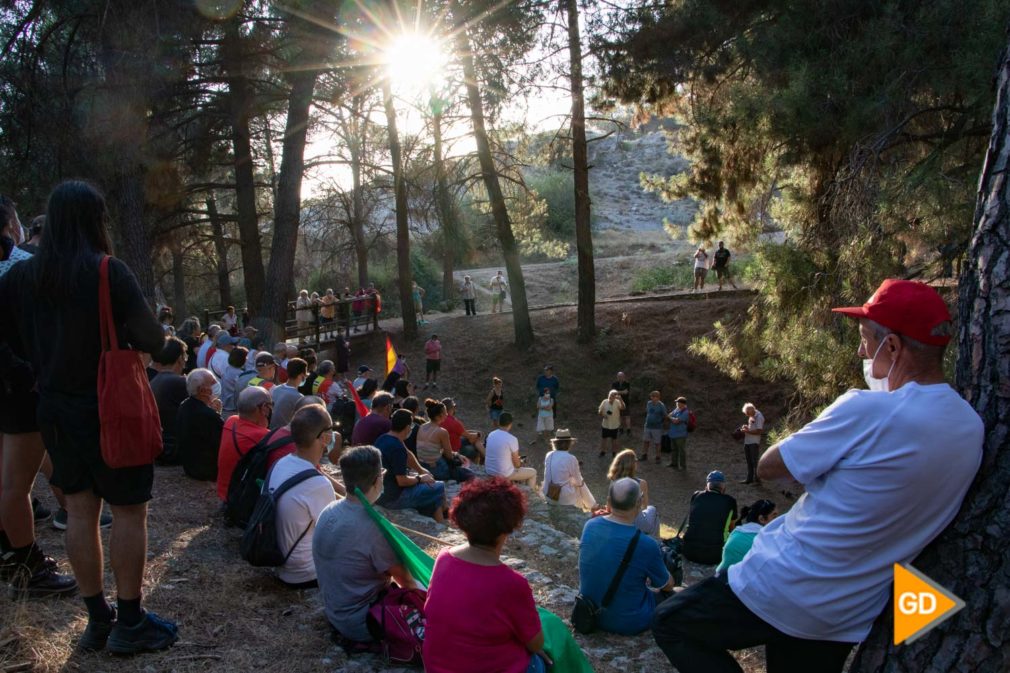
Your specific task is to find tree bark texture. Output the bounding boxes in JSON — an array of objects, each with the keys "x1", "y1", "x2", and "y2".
[
  {"x1": 382, "y1": 79, "x2": 418, "y2": 339},
  {"x1": 348, "y1": 94, "x2": 369, "y2": 289},
  {"x1": 456, "y1": 29, "x2": 534, "y2": 349},
  {"x1": 222, "y1": 19, "x2": 266, "y2": 315},
  {"x1": 851, "y1": 36, "x2": 1010, "y2": 673},
  {"x1": 170, "y1": 232, "x2": 188, "y2": 320},
  {"x1": 433, "y1": 109, "x2": 459, "y2": 306},
  {"x1": 566, "y1": 0, "x2": 595, "y2": 343},
  {"x1": 208, "y1": 196, "x2": 232, "y2": 308}
]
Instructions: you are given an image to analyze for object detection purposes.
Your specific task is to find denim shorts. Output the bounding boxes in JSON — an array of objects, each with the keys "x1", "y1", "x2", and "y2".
[
  {"x1": 387, "y1": 481, "x2": 446, "y2": 517},
  {"x1": 489, "y1": 408, "x2": 503, "y2": 422}
]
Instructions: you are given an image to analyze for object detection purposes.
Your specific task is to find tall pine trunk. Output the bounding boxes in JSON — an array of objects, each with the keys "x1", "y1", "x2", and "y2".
[
  {"x1": 456, "y1": 29, "x2": 534, "y2": 349},
  {"x1": 382, "y1": 79, "x2": 417, "y2": 338},
  {"x1": 222, "y1": 19, "x2": 266, "y2": 315},
  {"x1": 208, "y1": 196, "x2": 232, "y2": 308},
  {"x1": 566, "y1": 0, "x2": 595, "y2": 343},
  {"x1": 851, "y1": 35, "x2": 1010, "y2": 673},
  {"x1": 170, "y1": 232, "x2": 188, "y2": 320},
  {"x1": 348, "y1": 95, "x2": 369, "y2": 288},
  {"x1": 432, "y1": 109, "x2": 458, "y2": 305},
  {"x1": 260, "y1": 68, "x2": 318, "y2": 338}
]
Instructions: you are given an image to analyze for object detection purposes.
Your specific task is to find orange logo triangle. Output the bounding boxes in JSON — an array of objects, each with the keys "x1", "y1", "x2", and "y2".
[{"x1": 893, "y1": 564, "x2": 965, "y2": 645}]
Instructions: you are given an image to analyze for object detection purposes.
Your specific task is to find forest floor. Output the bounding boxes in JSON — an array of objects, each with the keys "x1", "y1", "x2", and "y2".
[{"x1": 1, "y1": 268, "x2": 800, "y2": 673}]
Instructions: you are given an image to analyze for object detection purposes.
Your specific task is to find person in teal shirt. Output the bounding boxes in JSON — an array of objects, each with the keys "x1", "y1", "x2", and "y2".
[{"x1": 715, "y1": 499, "x2": 778, "y2": 575}]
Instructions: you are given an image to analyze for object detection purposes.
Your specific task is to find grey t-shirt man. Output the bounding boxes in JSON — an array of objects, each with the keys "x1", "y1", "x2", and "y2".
[
  {"x1": 313, "y1": 498, "x2": 400, "y2": 641},
  {"x1": 269, "y1": 383, "x2": 303, "y2": 430}
]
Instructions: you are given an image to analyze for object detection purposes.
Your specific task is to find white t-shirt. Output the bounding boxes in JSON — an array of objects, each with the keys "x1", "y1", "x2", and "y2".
[
  {"x1": 728, "y1": 383, "x2": 983, "y2": 642},
  {"x1": 221, "y1": 312, "x2": 238, "y2": 330},
  {"x1": 209, "y1": 349, "x2": 230, "y2": 379},
  {"x1": 485, "y1": 428, "x2": 519, "y2": 478},
  {"x1": 196, "y1": 339, "x2": 213, "y2": 369},
  {"x1": 744, "y1": 410, "x2": 765, "y2": 445},
  {"x1": 694, "y1": 250, "x2": 708, "y2": 269},
  {"x1": 599, "y1": 399, "x2": 623, "y2": 429},
  {"x1": 267, "y1": 454, "x2": 335, "y2": 585}
]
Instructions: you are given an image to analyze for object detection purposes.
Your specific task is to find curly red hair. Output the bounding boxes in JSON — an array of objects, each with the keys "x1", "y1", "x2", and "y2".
[{"x1": 449, "y1": 477, "x2": 527, "y2": 546}]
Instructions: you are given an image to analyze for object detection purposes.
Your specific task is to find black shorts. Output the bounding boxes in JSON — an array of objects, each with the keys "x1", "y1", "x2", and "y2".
[
  {"x1": 426, "y1": 359, "x2": 440, "y2": 374},
  {"x1": 0, "y1": 389, "x2": 39, "y2": 434},
  {"x1": 601, "y1": 427, "x2": 619, "y2": 439},
  {"x1": 715, "y1": 266, "x2": 730, "y2": 278},
  {"x1": 37, "y1": 395, "x2": 154, "y2": 506}
]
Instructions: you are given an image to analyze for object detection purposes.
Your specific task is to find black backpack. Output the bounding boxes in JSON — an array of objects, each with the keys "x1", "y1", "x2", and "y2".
[
  {"x1": 224, "y1": 426, "x2": 296, "y2": 528},
  {"x1": 240, "y1": 467, "x2": 322, "y2": 567}
]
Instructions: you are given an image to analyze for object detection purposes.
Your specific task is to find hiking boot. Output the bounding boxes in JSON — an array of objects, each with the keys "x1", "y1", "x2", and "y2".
[
  {"x1": 79, "y1": 608, "x2": 117, "y2": 652},
  {"x1": 106, "y1": 611, "x2": 179, "y2": 655},
  {"x1": 8, "y1": 545, "x2": 78, "y2": 599},
  {"x1": 32, "y1": 498, "x2": 52, "y2": 522},
  {"x1": 53, "y1": 508, "x2": 113, "y2": 530}
]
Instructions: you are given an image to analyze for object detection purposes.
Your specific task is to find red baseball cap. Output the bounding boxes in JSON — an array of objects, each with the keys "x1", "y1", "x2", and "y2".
[{"x1": 832, "y1": 279, "x2": 952, "y2": 346}]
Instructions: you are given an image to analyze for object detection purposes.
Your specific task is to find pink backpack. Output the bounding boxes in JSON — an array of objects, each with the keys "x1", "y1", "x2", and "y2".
[{"x1": 368, "y1": 587, "x2": 427, "y2": 665}]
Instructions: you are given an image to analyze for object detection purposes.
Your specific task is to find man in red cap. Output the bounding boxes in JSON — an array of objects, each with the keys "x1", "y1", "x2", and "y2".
[{"x1": 652, "y1": 279, "x2": 983, "y2": 673}]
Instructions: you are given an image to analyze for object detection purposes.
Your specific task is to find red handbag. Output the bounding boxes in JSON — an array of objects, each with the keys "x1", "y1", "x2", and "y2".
[{"x1": 97, "y1": 256, "x2": 163, "y2": 468}]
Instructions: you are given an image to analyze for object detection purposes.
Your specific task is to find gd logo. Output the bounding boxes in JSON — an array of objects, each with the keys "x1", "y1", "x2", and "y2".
[{"x1": 892, "y1": 564, "x2": 965, "y2": 645}]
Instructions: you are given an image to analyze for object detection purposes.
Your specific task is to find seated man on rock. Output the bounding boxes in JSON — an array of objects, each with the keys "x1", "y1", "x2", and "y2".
[
  {"x1": 265, "y1": 404, "x2": 337, "y2": 589},
  {"x1": 440, "y1": 397, "x2": 485, "y2": 463},
  {"x1": 175, "y1": 368, "x2": 224, "y2": 482},
  {"x1": 681, "y1": 471, "x2": 738, "y2": 565},
  {"x1": 578, "y1": 478, "x2": 673, "y2": 635},
  {"x1": 485, "y1": 412, "x2": 537, "y2": 488},
  {"x1": 375, "y1": 409, "x2": 447, "y2": 522},
  {"x1": 314, "y1": 445, "x2": 417, "y2": 645}
]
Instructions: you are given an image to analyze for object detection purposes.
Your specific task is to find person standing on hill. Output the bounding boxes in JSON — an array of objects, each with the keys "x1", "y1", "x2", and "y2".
[
  {"x1": 412, "y1": 281, "x2": 427, "y2": 325},
  {"x1": 653, "y1": 279, "x2": 984, "y2": 673},
  {"x1": 535, "y1": 365, "x2": 560, "y2": 418},
  {"x1": 712, "y1": 241, "x2": 737, "y2": 291},
  {"x1": 423, "y1": 333, "x2": 441, "y2": 389},
  {"x1": 612, "y1": 371, "x2": 632, "y2": 437},
  {"x1": 490, "y1": 270, "x2": 508, "y2": 314},
  {"x1": 693, "y1": 247, "x2": 709, "y2": 291},
  {"x1": 0, "y1": 181, "x2": 178, "y2": 652},
  {"x1": 666, "y1": 397, "x2": 690, "y2": 470},
  {"x1": 641, "y1": 390, "x2": 667, "y2": 463},
  {"x1": 598, "y1": 390, "x2": 625, "y2": 457},
  {"x1": 486, "y1": 377, "x2": 505, "y2": 428},
  {"x1": 460, "y1": 275, "x2": 477, "y2": 315},
  {"x1": 739, "y1": 403, "x2": 765, "y2": 484}
]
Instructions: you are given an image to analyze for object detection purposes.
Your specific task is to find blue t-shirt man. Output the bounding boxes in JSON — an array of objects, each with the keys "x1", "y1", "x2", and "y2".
[
  {"x1": 645, "y1": 400, "x2": 667, "y2": 429},
  {"x1": 578, "y1": 517, "x2": 670, "y2": 635},
  {"x1": 667, "y1": 406, "x2": 689, "y2": 439},
  {"x1": 374, "y1": 433, "x2": 407, "y2": 505}
]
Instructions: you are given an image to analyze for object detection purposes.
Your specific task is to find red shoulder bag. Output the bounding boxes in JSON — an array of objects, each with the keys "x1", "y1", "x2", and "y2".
[{"x1": 97, "y1": 256, "x2": 163, "y2": 468}]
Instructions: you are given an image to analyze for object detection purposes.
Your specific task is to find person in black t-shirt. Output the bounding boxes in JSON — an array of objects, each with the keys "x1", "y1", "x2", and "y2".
[
  {"x1": 149, "y1": 336, "x2": 189, "y2": 464},
  {"x1": 682, "y1": 471, "x2": 738, "y2": 565},
  {"x1": 712, "y1": 241, "x2": 737, "y2": 291}
]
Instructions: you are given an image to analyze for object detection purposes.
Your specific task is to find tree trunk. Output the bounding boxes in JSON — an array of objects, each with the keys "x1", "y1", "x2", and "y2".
[
  {"x1": 456, "y1": 29, "x2": 534, "y2": 349},
  {"x1": 566, "y1": 0, "x2": 595, "y2": 343},
  {"x1": 432, "y1": 109, "x2": 459, "y2": 306},
  {"x1": 260, "y1": 68, "x2": 318, "y2": 338},
  {"x1": 170, "y1": 232, "x2": 188, "y2": 319},
  {"x1": 208, "y1": 196, "x2": 232, "y2": 308},
  {"x1": 111, "y1": 168, "x2": 156, "y2": 302},
  {"x1": 348, "y1": 94, "x2": 369, "y2": 289},
  {"x1": 222, "y1": 18, "x2": 266, "y2": 315},
  {"x1": 382, "y1": 79, "x2": 417, "y2": 338},
  {"x1": 851, "y1": 37, "x2": 1010, "y2": 673}
]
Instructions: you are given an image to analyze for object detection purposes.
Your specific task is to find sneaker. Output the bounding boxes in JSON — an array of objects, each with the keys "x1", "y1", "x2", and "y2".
[
  {"x1": 107, "y1": 611, "x2": 179, "y2": 655},
  {"x1": 79, "y1": 608, "x2": 117, "y2": 652},
  {"x1": 53, "y1": 508, "x2": 113, "y2": 530},
  {"x1": 32, "y1": 498, "x2": 52, "y2": 522}
]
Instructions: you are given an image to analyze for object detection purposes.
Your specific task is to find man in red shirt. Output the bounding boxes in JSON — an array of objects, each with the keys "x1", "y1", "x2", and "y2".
[
  {"x1": 216, "y1": 386, "x2": 294, "y2": 500},
  {"x1": 441, "y1": 398, "x2": 485, "y2": 462}
]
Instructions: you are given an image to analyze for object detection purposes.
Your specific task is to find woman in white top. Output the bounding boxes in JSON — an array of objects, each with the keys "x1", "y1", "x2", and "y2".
[
  {"x1": 295, "y1": 289, "x2": 314, "y2": 331},
  {"x1": 417, "y1": 399, "x2": 475, "y2": 483},
  {"x1": 607, "y1": 449, "x2": 659, "y2": 536},
  {"x1": 534, "y1": 388, "x2": 555, "y2": 444},
  {"x1": 541, "y1": 429, "x2": 596, "y2": 510}
]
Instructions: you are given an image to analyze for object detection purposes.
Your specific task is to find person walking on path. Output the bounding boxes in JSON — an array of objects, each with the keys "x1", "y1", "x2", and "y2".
[
  {"x1": 667, "y1": 396, "x2": 690, "y2": 470},
  {"x1": 652, "y1": 279, "x2": 983, "y2": 673},
  {"x1": 598, "y1": 390, "x2": 625, "y2": 457},
  {"x1": 460, "y1": 275, "x2": 477, "y2": 315},
  {"x1": 712, "y1": 241, "x2": 737, "y2": 290},
  {"x1": 739, "y1": 403, "x2": 765, "y2": 484},
  {"x1": 489, "y1": 270, "x2": 508, "y2": 314},
  {"x1": 693, "y1": 246, "x2": 709, "y2": 291},
  {"x1": 423, "y1": 334, "x2": 441, "y2": 389},
  {"x1": 641, "y1": 390, "x2": 667, "y2": 463},
  {"x1": 412, "y1": 281, "x2": 426, "y2": 325}
]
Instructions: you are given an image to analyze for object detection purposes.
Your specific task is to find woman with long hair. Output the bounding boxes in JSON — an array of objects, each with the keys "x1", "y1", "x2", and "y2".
[
  {"x1": 0, "y1": 181, "x2": 177, "y2": 653},
  {"x1": 0, "y1": 193, "x2": 78, "y2": 600}
]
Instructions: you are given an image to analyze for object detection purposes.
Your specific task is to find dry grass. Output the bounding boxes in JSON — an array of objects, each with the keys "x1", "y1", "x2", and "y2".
[{"x1": 2, "y1": 292, "x2": 790, "y2": 672}]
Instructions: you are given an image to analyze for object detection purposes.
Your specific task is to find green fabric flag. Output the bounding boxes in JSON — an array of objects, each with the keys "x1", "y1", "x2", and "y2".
[{"x1": 356, "y1": 489, "x2": 594, "y2": 673}]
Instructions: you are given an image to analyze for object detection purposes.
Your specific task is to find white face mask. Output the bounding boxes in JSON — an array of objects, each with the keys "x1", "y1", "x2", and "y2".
[
  {"x1": 211, "y1": 380, "x2": 222, "y2": 399},
  {"x1": 863, "y1": 338, "x2": 895, "y2": 392}
]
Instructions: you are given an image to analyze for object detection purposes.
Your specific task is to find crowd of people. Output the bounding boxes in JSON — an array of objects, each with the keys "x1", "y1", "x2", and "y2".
[{"x1": 0, "y1": 180, "x2": 986, "y2": 673}]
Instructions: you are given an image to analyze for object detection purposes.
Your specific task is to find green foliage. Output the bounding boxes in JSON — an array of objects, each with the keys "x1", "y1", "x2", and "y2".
[
  {"x1": 599, "y1": 0, "x2": 1006, "y2": 414},
  {"x1": 630, "y1": 264, "x2": 694, "y2": 293},
  {"x1": 525, "y1": 169, "x2": 577, "y2": 240}
]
